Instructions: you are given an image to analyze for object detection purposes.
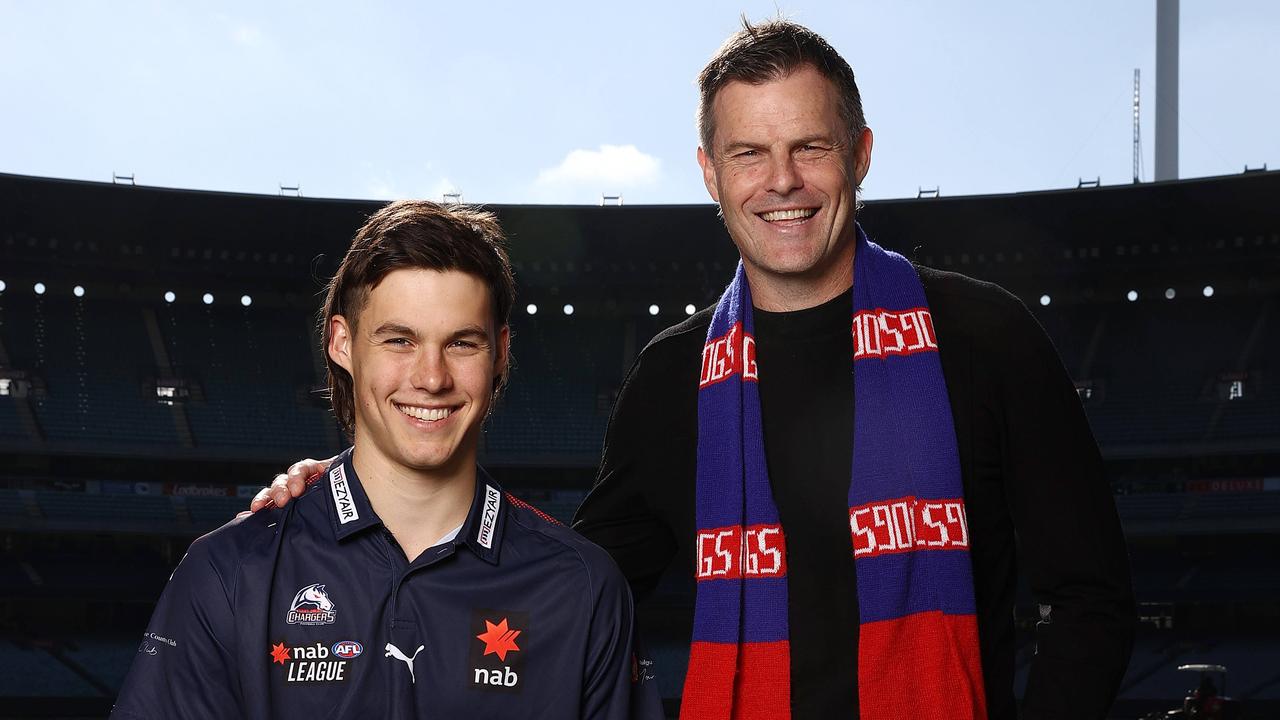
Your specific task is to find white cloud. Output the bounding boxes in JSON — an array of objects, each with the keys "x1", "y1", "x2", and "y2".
[
  {"x1": 362, "y1": 176, "x2": 459, "y2": 202},
  {"x1": 427, "y1": 177, "x2": 460, "y2": 202},
  {"x1": 535, "y1": 145, "x2": 661, "y2": 193},
  {"x1": 231, "y1": 24, "x2": 264, "y2": 47},
  {"x1": 364, "y1": 178, "x2": 397, "y2": 200}
]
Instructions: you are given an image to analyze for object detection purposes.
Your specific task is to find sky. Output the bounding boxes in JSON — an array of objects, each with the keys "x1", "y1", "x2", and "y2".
[{"x1": 1, "y1": 1, "x2": 1277, "y2": 205}]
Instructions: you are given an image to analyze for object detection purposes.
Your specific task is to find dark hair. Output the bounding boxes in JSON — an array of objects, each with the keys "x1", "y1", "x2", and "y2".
[
  {"x1": 321, "y1": 200, "x2": 515, "y2": 436},
  {"x1": 697, "y1": 17, "x2": 866, "y2": 154}
]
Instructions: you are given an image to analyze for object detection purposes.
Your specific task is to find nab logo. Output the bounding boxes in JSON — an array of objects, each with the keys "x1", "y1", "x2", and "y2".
[
  {"x1": 269, "y1": 641, "x2": 351, "y2": 683},
  {"x1": 469, "y1": 609, "x2": 527, "y2": 693}
]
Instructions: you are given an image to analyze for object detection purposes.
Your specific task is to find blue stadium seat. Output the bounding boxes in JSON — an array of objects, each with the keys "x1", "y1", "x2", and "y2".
[{"x1": 0, "y1": 641, "x2": 100, "y2": 697}]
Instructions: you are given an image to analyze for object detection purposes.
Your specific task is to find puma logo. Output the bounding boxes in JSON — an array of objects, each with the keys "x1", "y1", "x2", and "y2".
[{"x1": 385, "y1": 642, "x2": 425, "y2": 684}]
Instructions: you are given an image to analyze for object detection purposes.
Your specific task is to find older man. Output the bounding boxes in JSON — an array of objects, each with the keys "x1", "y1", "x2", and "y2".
[
  {"x1": 259, "y1": 19, "x2": 1134, "y2": 720},
  {"x1": 572, "y1": 19, "x2": 1134, "y2": 720}
]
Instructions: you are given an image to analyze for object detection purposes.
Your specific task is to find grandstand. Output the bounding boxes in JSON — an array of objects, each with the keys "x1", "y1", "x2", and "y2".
[{"x1": 1, "y1": 169, "x2": 1278, "y2": 718}]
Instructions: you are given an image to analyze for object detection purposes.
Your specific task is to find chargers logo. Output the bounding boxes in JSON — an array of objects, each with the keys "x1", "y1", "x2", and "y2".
[
  {"x1": 332, "y1": 641, "x2": 363, "y2": 659},
  {"x1": 287, "y1": 583, "x2": 337, "y2": 625}
]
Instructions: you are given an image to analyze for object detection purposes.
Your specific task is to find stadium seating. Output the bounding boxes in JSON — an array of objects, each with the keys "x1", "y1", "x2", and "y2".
[
  {"x1": 0, "y1": 641, "x2": 101, "y2": 697},
  {"x1": 1116, "y1": 492, "x2": 1280, "y2": 536},
  {"x1": 2, "y1": 268, "x2": 1275, "y2": 461},
  {"x1": 61, "y1": 637, "x2": 139, "y2": 693},
  {"x1": 0, "y1": 400, "x2": 26, "y2": 441},
  {"x1": 2, "y1": 169, "x2": 1278, "y2": 718},
  {"x1": 1118, "y1": 635, "x2": 1280, "y2": 703}
]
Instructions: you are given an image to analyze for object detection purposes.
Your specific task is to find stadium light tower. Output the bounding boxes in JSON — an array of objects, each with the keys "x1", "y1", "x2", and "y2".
[
  {"x1": 1155, "y1": 0, "x2": 1179, "y2": 181},
  {"x1": 1133, "y1": 69, "x2": 1143, "y2": 183}
]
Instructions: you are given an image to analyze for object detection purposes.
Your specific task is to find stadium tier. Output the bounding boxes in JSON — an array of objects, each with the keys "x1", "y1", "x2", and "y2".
[{"x1": 1, "y1": 171, "x2": 1278, "y2": 718}]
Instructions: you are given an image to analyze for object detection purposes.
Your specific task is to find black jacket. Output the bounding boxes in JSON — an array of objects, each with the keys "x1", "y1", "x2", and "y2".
[{"x1": 574, "y1": 265, "x2": 1135, "y2": 719}]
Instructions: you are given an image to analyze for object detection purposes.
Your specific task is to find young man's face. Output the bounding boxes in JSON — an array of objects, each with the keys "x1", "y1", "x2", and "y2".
[
  {"x1": 329, "y1": 268, "x2": 509, "y2": 479},
  {"x1": 697, "y1": 64, "x2": 873, "y2": 290}
]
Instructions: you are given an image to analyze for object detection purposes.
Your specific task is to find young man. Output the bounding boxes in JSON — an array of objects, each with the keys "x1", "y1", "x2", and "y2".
[{"x1": 114, "y1": 201, "x2": 650, "y2": 719}]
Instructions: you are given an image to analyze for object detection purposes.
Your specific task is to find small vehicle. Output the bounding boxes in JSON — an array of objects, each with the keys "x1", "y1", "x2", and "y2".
[{"x1": 1140, "y1": 664, "x2": 1241, "y2": 720}]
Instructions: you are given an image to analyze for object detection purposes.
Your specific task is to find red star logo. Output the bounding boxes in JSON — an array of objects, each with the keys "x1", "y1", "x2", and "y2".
[
  {"x1": 476, "y1": 617, "x2": 522, "y2": 662},
  {"x1": 270, "y1": 642, "x2": 291, "y2": 665}
]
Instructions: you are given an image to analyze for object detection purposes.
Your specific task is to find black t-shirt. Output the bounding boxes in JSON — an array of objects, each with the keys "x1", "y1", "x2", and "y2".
[
  {"x1": 574, "y1": 265, "x2": 1136, "y2": 720},
  {"x1": 754, "y1": 290, "x2": 860, "y2": 715}
]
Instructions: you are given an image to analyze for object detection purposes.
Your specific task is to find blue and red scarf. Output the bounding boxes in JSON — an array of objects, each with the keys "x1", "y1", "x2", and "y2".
[{"x1": 681, "y1": 228, "x2": 987, "y2": 719}]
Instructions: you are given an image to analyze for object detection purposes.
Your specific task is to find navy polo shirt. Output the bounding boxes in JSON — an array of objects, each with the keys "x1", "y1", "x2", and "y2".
[{"x1": 112, "y1": 449, "x2": 657, "y2": 719}]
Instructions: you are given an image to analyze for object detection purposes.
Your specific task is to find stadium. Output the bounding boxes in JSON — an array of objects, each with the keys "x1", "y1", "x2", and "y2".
[{"x1": 1, "y1": 164, "x2": 1277, "y2": 718}]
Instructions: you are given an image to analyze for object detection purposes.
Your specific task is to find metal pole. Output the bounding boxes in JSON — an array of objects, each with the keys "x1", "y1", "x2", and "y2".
[{"x1": 1154, "y1": 0, "x2": 1179, "y2": 181}]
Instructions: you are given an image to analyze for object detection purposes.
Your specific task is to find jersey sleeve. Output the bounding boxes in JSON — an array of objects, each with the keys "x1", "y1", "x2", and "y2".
[
  {"x1": 994, "y1": 295, "x2": 1137, "y2": 718},
  {"x1": 110, "y1": 535, "x2": 242, "y2": 719},
  {"x1": 580, "y1": 550, "x2": 664, "y2": 720}
]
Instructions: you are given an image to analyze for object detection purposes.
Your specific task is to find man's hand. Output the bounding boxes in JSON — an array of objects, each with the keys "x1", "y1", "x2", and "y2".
[{"x1": 247, "y1": 457, "x2": 334, "y2": 513}]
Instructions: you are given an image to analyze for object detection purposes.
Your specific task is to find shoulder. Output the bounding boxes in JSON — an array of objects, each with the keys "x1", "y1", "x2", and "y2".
[
  {"x1": 645, "y1": 305, "x2": 714, "y2": 352},
  {"x1": 637, "y1": 306, "x2": 713, "y2": 368},
  {"x1": 916, "y1": 264, "x2": 1026, "y2": 317},
  {"x1": 914, "y1": 264, "x2": 1044, "y2": 342},
  {"x1": 503, "y1": 494, "x2": 629, "y2": 597},
  {"x1": 177, "y1": 500, "x2": 296, "y2": 592},
  {"x1": 619, "y1": 305, "x2": 713, "y2": 399}
]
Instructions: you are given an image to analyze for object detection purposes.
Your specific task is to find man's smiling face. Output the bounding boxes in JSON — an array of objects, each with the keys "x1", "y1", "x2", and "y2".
[
  {"x1": 698, "y1": 64, "x2": 872, "y2": 301},
  {"x1": 329, "y1": 268, "x2": 508, "y2": 479}
]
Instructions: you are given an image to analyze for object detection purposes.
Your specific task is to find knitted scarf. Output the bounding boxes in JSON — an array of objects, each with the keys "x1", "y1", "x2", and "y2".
[{"x1": 680, "y1": 228, "x2": 987, "y2": 719}]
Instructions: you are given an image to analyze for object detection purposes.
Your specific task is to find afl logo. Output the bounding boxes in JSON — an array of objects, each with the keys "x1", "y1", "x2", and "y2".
[{"x1": 332, "y1": 641, "x2": 363, "y2": 659}]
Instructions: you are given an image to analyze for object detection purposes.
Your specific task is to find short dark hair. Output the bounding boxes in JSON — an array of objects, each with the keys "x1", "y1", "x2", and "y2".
[
  {"x1": 697, "y1": 17, "x2": 866, "y2": 154},
  {"x1": 321, "y1": 200, "x2": 515, "y2": 436}
]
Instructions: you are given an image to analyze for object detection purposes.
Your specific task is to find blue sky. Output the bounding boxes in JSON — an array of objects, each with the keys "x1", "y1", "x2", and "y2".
[{"x1": 2, "y1": 1, "x2": 1277, "y2": 204}]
